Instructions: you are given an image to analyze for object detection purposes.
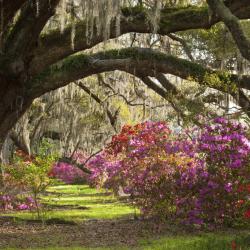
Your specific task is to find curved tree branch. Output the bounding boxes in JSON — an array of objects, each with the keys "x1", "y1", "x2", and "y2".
[
  {"x1": 76, "y1": 81, "x2": 119, "y2": 130},
  {"x1": 28, "y1": 47, "x2": 250, "y2": 97},
  {"x1": 207, "y1": 0, "x2": 250, "y2": 62},
  {"x1": 0, "y1": 0, "x2": 26, "y2": 48},
  {"x1": 167, "y1": 33, "x2": 194, "y2": 61},
  {"x1": 25, "y1": 47, "x2": 250, "y2": 117},
  {"x1": 29, "y1": 0, "x2": 250, "y2": 75}
]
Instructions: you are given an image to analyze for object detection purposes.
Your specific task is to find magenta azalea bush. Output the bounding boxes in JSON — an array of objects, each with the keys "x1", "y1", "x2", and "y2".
[
  {"x1": 0, "y1": 195, "x2": 36, "y2": 211},
  {"x1": 88, "y1": 119, "x2": 250, "y2": 226},
  {"x1": 50, "y1": 150, "x2": 89, "y2": 184},
  {"x1": 50, "y1": 162, "x2": 88, "y2": 184},
  {"x1": 194, "y1": 118, "x2": 250, "y2": 225}
]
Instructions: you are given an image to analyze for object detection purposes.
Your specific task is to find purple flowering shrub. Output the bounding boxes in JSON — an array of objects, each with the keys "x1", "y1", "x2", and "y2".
[
  {"x1": 88, "y1": 121, "x2": 202, "y2": 220},
  {"x1": 0, "y1": 160, "x2": 37, "y2": 211},
  {"x1": 49, "y1": 150, "x2": 89, "y2": 184},
  {"x1": 195, "y1": 118, "x2": 250, "y2": 225},
  {"x1": 88, "y1": 119, "x2": 250, "y2": 226},
  {"x1": 50, "y1": 162, "x2": 88, "y2": 184},
  {"x1": 0, "y1": 194, "x2": 36, "y2": 211},
  {"x1": 0, "y1": 172, "x2": 38, "y2": 211}
]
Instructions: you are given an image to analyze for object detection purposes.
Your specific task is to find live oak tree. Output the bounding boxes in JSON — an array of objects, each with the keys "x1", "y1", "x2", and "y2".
[
  {"x1": 1, "y1": 0, "x2": 250, "y2": 152},
  {"x1": 8, "y1": 73, "x2": 175, "y2": 159}
]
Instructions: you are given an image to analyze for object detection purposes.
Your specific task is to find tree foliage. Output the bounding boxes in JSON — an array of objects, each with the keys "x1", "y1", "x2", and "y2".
[{"x1": 0, "y1": 0, "x2": 250, "y2": 155}]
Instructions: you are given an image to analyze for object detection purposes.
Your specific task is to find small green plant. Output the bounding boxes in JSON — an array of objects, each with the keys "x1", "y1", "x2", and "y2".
[{"x1": 2, "y1": 140, "x2": 58, "y2": 218}]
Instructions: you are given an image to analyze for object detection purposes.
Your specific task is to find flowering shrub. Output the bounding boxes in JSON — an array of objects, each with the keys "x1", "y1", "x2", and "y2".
[
  {"x1": 195, "y1": 117, "x2": 250, "y2": 225},
  {"x1": 0, "y1": 150, "x2": 56, "y2": 217},
  {"x1": 49, "y1": 151, "x2": 89, "y2": 184},
  {"x1": 89, "y1": 121, "x2": 202, "y2": 220},
  {"x1": 88, "y1": 119, "x2": 250, "y2": 226},
  {"x1": 0, "y1": 194, "x2": 36, "y2": 211},
  {"x1": 89, "y1": 121, "x2": 171, "y2": 193},
  {"x1": 50, "y1": 162, "x2": 88, "y2": 184}
]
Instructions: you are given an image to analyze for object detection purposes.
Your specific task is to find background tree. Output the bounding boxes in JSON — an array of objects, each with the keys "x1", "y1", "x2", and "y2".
[{"x1": 0, "y1": 0, "x2": 250, "y2": 156}]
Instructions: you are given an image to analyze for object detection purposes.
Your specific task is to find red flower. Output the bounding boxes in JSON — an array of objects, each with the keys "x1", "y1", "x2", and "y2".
[
  {"x1": 244, "y1": 209, "x2": 250, "y2": 219},
  {"x1": 127, "y1": 129, "x2": 136, "y2": 135},
  {"x1": 238, "y1": 185, "x2": 245, "y2": 192},
  {"x1": 117, "y1": 135, "x2": 128, "y2": 142},
  {"x1": 231, "y1": 240, "x2": 237, "y2": 250},
  {"x1": 246, "y1": 184, "x2": 250, "y2": 193},
  {"x1": 238, "y1": 200, "x2": 244, "y2": 205},
  {"x1": 48, "y1": 170, "x2": 55, "y2": 177}
]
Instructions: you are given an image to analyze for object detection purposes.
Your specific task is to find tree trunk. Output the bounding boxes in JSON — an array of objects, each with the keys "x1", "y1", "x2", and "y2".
[{"x1": 0, "y1": 76, "x2": 31, "y2": 151}]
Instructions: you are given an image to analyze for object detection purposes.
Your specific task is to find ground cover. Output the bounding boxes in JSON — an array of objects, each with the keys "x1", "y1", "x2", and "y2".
[{"x1": 0, "y1": 185, "x2": 249, "y2": 249}]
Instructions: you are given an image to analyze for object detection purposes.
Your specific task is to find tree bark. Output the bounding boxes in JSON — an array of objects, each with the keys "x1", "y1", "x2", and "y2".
[
  {"x1": 30, "y1": 0, "x2": 250, "y2": 75},
  {"x1": 0, "y1": 76, "x2": 32, "y2": 150},
  {"x1": 207, "y1": 0, "x2": 250, "y2": 62},
  {"x1": 0, "y1": 1, "x2": 250, "y2": 144}
]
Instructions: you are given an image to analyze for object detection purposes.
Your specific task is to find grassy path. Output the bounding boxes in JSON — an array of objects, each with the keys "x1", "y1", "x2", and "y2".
[
  {"x1": 0, "y1": 185, "x2": 249, "y2": 249},
  {"x1": 6, "y1": 185, "x2": 136, "y2": 222}
]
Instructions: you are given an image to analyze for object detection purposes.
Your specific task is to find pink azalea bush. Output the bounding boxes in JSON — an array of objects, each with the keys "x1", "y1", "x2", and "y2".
[
  {"x1": 50, "y1": 162, "x2": 88, "y2": 184},
  {"x1": 195, "y1": 117, "x2": 250, "y2": 225},
  {"x1": 88, "y1": 119, "x2": 250, "y2": 226},
  {"x1": 49, "y1": 151, "x2": 89, "y2": 184},
  {"x1": 0, "y1": 194, "x2": 36, "y2": 211}
]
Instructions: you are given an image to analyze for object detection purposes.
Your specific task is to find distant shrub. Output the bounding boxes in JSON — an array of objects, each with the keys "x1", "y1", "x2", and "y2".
[{"x1": 50, "y1": 161, "x2": 88, "y2": 184}]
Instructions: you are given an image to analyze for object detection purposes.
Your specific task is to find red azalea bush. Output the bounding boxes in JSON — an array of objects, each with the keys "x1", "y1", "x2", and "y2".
[
  {"x1": 88, "y1": 119, "x2": 250, "y2": 226},
  {"x1": 89, "y1": 121, "x2": 206, "y2": 222}
]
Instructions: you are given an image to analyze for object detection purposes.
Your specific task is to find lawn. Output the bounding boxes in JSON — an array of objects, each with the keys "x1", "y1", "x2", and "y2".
[
  {"x1": 0, "y1": 185, "x2": 249, "y2": 250},
  {"x1": 2, "y1": 185, "x2": 136, "y2": 222}
]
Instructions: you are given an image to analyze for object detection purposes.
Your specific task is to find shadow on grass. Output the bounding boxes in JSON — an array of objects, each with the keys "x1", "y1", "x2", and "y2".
[
  {"x1": 1, "y1": 185, "x2": 249, "y2": 249},
  {"x1": 0, "y1": 218, "x2": 249, "y2": 250},
  {"x1": 44, "y1": 192, "x2": 112, "y2": 198}
]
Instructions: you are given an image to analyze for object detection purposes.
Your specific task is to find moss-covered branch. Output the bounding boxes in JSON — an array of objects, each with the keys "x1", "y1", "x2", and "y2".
[
  {"x1": 30, "y1": 0, "x2": 250, "y2": 75},
  {"x1": 27, "y1": 48, "x2": 250, "y2": 110}
]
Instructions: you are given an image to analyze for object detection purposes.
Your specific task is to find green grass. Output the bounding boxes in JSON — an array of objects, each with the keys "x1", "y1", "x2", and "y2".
[
  {"x1": 4, "y1": 233, "x2": 250, "y2": 250},
  {"x1": 2, "y1": 185, "x2": 136, "y2": 222},
  {"x1": 1, "y1": 185, "x2": 249, "y2": 250},
  {"x1": 140, "y1": 233, "x2": 250, "y2": 250}
]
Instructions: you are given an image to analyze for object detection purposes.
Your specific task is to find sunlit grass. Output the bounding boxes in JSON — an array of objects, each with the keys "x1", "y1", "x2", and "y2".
[
  {"x1": 2, "y1": 184, "x2": 136, "y2": 222},
  {"x1": 140, "y1": 232, "x2": 250, "y2": 250},
  {"x1": 4, "y1": 233, "x2": 250, "y2": 250},
  {"x1": 9, "y1": 204, "x2": 136, "y2": 221},
  {"x1": 46, "y1": 185, "x2": 104, "y2": 195},
  {"x1": 1, "y1": 185, "x2": 250, "y2": 250}
]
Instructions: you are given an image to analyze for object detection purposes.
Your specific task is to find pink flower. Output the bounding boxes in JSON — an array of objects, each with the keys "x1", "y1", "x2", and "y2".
[{"x1": 17, "y1": 204, "x2": 29, "y2": 210}]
